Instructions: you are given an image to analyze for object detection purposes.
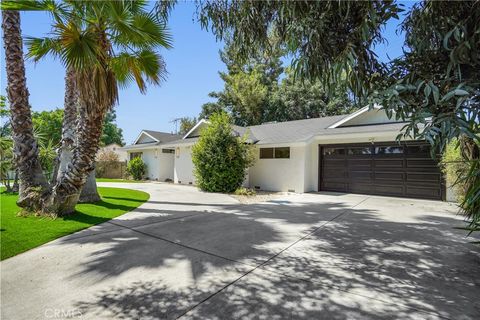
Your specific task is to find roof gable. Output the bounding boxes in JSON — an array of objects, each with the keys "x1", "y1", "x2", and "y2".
[
  {"x1": 328, "y1": 106, "x2": 399, "y2": 128},
  {"x1": 134, "y1": 130, "x2": 182, "y2": 145}
]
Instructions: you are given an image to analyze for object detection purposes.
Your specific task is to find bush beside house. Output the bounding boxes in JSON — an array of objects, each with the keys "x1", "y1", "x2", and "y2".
[
  {"x1": 127, "y1": 157, "x2": 147, "y2": 180},
  {"x1": 192, "y1": 112, "x2": 254, "y2": 193},
  {"x1": 441, "y1": 139, "x2": 470, "y2": 203}
]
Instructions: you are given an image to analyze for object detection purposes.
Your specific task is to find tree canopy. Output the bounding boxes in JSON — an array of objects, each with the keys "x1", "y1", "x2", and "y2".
[
  {"x1": 199, "y1": 39, "x2": 355, "y2": 126},
  {"x1": 101, "y1": 111, "x2": 125, "y2": 146}
]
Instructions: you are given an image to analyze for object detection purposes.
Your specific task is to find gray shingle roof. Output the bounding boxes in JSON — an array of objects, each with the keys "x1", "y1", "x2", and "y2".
[
  {"x1": 128, "y1": 114, "x2": 408, "y2": 149},
  {"x1": 246, "y1": 115, "x2": 347, "y2": 144},
  {"x1": 143, "y1": 130, "x2": 182, "y2": 143}
]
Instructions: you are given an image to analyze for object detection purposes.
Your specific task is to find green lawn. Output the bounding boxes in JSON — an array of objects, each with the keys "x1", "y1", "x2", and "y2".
[
  {"x1": 0, "y1": 187, "x2": 149, "y2": 260},
  {"x1": 96, "y1": 178, "x2": 144, "y2": 183}
]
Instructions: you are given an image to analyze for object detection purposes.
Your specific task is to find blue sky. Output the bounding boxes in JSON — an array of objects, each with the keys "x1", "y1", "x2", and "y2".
[{"x1": 0, "y1": 1, "x2": 413, "y2": 144}]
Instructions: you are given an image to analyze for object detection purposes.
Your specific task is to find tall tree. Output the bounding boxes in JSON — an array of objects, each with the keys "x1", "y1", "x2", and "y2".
[
  {"x1": 267, "y1": 68, "x2": 357, "y2": 122},
  {"x1": 1, "y1": 10, "x2": 47, "y2": 209},
  {"x1": 178, "y1": 117, "x2": 197, "y2": 135},
  {"x1": 101, "y1": 111, "x2": 124, "y2": 146},
  {"x1": 370, "y1": 1, "x2": 480, "y2": 229},
  {"x1": 3, "y1": 1, "x2": 171, "y2": 215}
]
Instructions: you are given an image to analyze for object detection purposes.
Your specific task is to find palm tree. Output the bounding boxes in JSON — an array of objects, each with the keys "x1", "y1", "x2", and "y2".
[
  {"x1": 1, "y1": 10, "x2": 47, "y2": 207},
  {"x1": 3, "y1": 1, "x2": 170, "y2": 215},
  {"x1": 55, "y1": 66, "x2": 101, "y2": 203}
]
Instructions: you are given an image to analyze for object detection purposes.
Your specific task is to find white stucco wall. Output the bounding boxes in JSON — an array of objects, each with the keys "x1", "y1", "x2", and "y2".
[
  {"x1": 174, "y1": 145, "x2": 196, "y2": 185},
  {"x1": 248, "y1": 145, "x2": 306, "y2": 193},
  {"x1": 127, "y1": 148, "x2": 174, "y2": 181}
]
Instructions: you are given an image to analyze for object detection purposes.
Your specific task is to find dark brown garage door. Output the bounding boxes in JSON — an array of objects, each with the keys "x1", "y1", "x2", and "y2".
[{"x1": 319, "y1": 142, "x2": 444, "y2": 200}]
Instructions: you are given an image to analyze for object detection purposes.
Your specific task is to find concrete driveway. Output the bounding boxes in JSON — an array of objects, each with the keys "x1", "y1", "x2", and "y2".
[{"x1": 1, "y1": 182, "x2": 479, "y2": 319}]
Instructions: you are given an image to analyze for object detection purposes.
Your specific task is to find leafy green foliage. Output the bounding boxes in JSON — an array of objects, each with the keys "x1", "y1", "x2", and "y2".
[
  {"x1": 126, "y1": 157, "x2": 147, "y2": 180},
  {"x1": 200, "y1": 42, "x2": 354, "y2": 126},
  {"x1": 3, "y1": 0, "x2": 171, "y2": 114},
  {"x1": 441, "y1": 140, "x2": 469, "y2": 203},
  {"x1": 267, "y1": 68, "x2": 357, "y2": 122},
  {"x1": 198, "y1": 0, "x2": 400, "y2": 97},
  {"x1": 101, "y1": 111, "x2": 125, "y2": 146},
  {"x1": 368, "y1": 1, "x2": 480, "y2": 228},
  {"x1": 179, "y1": 116, "x2": 197, "y2": 135},
  {"x1": 192, "y1": 112, "x2": 254, "y2": 193},
  {"x1": 234, "y1": 187, "x2": 256, "y2": 196},
  {"x1": 32, "y1": 109, "x2": 63, "y2": 146},
  {"x1": 38, "y1": 139, "x2": 57, "y2": 180}
]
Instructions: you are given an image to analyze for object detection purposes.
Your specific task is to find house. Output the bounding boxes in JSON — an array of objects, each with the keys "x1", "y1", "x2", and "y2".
[
  {"x1": 123, "y1": 106, "x2": 449, "y2": 201},
  {"x1": 97, "y1": 143, "x2": 129, "y2": 162},
  {"x1": 122, "y1": 130, "x2": 182, "y2": 181}
]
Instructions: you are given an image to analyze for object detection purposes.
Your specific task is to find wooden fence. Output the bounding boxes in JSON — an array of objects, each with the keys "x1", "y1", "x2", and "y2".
[{"x1": 96, "y1": 161, "x2": 127, "y2": 179}]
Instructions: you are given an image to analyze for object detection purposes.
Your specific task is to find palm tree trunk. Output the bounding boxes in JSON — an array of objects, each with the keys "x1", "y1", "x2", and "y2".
[
  {"x1": 2, "y1": 10, "x2": 47, "y2": 209},
  {"x1": 12, "y1": 169, "x2": 19, "y2": 192},
  {"x1": 79, "y1": 169, "x2": 101, "y2": 203},
  {"x1": 53, "y1": 67, "x2": 77, "y2": 184},
  {"x1": 44, "y1": 97, "x2": 106, "y2": 215}
]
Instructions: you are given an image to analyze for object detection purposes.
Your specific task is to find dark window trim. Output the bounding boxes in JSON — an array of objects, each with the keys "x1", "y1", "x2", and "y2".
[{"x1": 259, "y1": 147, "x2": 290, "y2": 159}]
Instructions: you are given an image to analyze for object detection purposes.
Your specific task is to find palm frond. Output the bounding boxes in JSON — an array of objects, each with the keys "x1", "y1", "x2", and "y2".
[
  {"x1": 111, "y1": 50, "x2": 167, "y2": 93},
  {"x1": 25, "y1": 36, "x2": 62, "y2": 62}
]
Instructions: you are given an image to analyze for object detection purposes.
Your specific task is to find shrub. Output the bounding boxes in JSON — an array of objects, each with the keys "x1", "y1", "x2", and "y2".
[
  {"x1": 234, "y1": 187, "x2": 256, "y2": 196},
  {"x1": 97, "y1": 149, "x2": 120, "y2": 162},
  {"x1": 192, "y1": 112, "x2": 254, "y2": 193},
  {"x1": 126, "y1": 157, "x2": 146, "y2": 180},
  {"x1": 441, "y1": 139, "x2": 469, "y2": 203}
]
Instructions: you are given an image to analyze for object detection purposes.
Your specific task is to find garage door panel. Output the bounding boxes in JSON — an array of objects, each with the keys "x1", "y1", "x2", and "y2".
[
  {"x1": 320, "y1": 143, "x2": 443, "y2": 200},
  {"x1": 406, "y1": 186, "x2": 441, "y2": 199},
  {"x1": 349, "y1": 171, "x2": 373, "y2": 180},
  {"x1": 323, "y1": 159, "x2": 345, "y2": 167},
  {"x1": 349, "y1": 183, "x2": 375, "y2": 194},
  {"x1": 322, "y1": 182, "x2": 346, "y2": 192},
  {"x1": 374, "y1": 159, "x2": 404, "y2": 168},
  {"x1": 347, "y1": 159, "x2": 372, "y2": 168},
  {"x1": 407, "y1": 159, "x2": 438, "y2": 168},
  {"x1": 375, "y1": 172, "x2": 404, "y2": 181},
  {"x1": 373, "y1": 185, "x2": 405, "y2": 195},
  {"x1": 407, "y1": 173, "x2": 441, "y2": 183}
]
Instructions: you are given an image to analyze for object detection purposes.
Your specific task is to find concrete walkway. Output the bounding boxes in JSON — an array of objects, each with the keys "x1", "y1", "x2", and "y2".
[{"x1": 1, "y1": 182, "x2": 479, "y2": 319}]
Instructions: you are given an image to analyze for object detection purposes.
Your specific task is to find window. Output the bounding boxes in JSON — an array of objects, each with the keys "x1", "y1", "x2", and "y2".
[
  {"x1": 260, "y1": 147, "x2": 290, "y2": 159},
  {"x1": 375, "y1": 146, "x2": 404, "y2": 154},
  {"x1": 348, "y1": 147, "x2": 372, "y2": 155},
  {"x1": 323, "y1": 148, "x2": 345, "y2": 156},
  {"x1": 260, "y1": 148, "x2": 274, "y2": 159},
  {"x1": 274, "y1": 147, "x2": 290, "y2": 159},
  {"x1": 162, "y1": 149, "x2": 175, "y2": 154},
  {"x1": 129, "y1": 152, "x2": 142, "y2": 160}
]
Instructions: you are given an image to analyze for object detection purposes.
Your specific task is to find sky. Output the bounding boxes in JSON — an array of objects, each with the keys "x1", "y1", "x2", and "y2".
[{"x1": 0, "y1": 1, "x2": 414, "y2": 144}]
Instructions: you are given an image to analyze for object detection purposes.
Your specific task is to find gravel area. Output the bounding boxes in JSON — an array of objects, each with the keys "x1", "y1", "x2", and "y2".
[{"x1": 230, "y1": 191, "x2": 289, "y2": 204}]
